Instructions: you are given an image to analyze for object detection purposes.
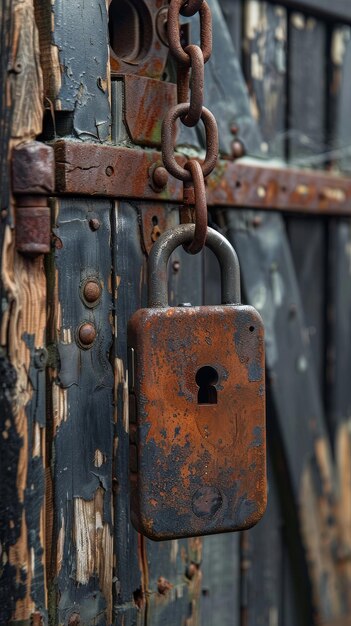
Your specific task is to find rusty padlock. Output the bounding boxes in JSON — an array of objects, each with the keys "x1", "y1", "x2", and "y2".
[{"x1": 128, "y1": 224, "x2": 267, "y2": 540}]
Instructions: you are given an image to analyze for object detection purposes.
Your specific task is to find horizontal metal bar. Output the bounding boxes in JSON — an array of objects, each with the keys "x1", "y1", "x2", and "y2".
[
  {"x1": 269, "y1": 0, "x2": 351, "y2": 23},
  {"x1": 54, "y1": 141, "x2": 351, "y2": 216}
]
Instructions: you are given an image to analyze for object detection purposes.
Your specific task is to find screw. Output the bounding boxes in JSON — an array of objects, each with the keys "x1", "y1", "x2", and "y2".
[
  {"x1": 230, "y1": 125, "x2": 239, "y2": 135},
  {"x1": 83, "y1": 280, "x2": 102, "y2": 305},
  {"x1": 89, "y1": 218, "x2": 100, "y2": 231},
  {"x1": 232, "y1": 139, "x2": 245, "y2": 159},
  {"x1": 172, "y1": 260, "x2": 180, "y2": 273},
  {"x1": 105, "y1": 166, "x2": 114, "y2": 177},
  {"x1": 78, "y1": 322, "x2": 97, "y2": 348},
  {"x1": 151, "y1": 165, "x2": 169, "y2": 191}
]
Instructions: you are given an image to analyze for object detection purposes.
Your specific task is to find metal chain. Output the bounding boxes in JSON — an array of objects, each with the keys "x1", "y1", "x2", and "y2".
[{"x1": 161, "y1": 0, "x2": 219, "y2": 254}]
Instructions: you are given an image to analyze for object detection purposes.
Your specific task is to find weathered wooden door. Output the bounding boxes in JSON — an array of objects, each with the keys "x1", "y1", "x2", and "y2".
[{"x1": 2, "y1": 1, "x2": 351, "y2": 625}]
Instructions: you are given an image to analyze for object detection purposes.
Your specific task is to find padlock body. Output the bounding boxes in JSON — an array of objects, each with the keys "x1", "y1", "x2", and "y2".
[{"x1": 128, "y1": 304, "x2": 266, "y2": 540}]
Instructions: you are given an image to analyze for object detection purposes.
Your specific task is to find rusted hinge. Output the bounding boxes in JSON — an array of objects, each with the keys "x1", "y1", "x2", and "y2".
[{"x1": 12, "y1": 141, "x2": 54, "y2": 256}]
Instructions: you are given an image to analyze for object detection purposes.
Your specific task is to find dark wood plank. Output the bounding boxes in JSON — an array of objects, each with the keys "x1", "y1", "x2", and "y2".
[
  {"x1": 270, "y1": 0, "x2": 351, "y2": 23},
  {"x1": 225, "y1": 209, "x2": 350, "y2": 623},
  {"x1": 288, "y1": 14, "x2": 327, "y2": 165},
  {"x1": 242, "y1": 456, "x2": 284, "y2": 626},
  {"x1": 287, "y1": 11, "x2": 328, "y2": 395},
  {"x1": 242, "y1": 1, "x2": 288, "y2": 159},
  {"x1": 329, "y1": 25, "x2": 351, "y2": 173},
  {"x1": 326, "y1": 219, "x2": 351, "y2": 566},
  {"x1": 200, "y1": 533, "x2": 240, "y2": 626},
  {"x1": 35, "y1": 0, "x2": 110, "y2": 141},
  {"x1": 111, "y1": 201, "x2": 145, "y2": 624},
  {"x1": 286, "y1": 218, "x2": 327, "y2": 393},
  {"x1": 219, "y1": 0, "x2": 242, "y2": 54},
  {"x1": 50, "y1": 199, "x2": 115, "y2": 625},
  {"x1": 190, "y1": 0, "x2": 263, "y2": 157}
]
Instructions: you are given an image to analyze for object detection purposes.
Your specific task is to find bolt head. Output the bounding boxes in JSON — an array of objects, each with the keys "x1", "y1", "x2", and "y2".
[
  {"x1": 153, "y1": 166, "x2": 168, "y2": 190},
  {"x1": 78, "y1": 322, "x2": 97, "y2": 348}
]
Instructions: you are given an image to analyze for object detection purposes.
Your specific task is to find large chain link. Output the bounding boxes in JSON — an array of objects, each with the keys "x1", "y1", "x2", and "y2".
[{"x1": 161, "y1": 0, "x2": 219, "y2": 254}]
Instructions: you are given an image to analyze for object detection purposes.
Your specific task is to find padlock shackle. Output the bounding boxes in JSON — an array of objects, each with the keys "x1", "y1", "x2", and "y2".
[{"x1": 148, "y1": 224, "x2": 241, "y2": 307}]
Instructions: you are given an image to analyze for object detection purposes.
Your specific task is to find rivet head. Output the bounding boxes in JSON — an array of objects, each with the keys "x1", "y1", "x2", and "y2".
[
  {"x1": 232, "y1": 139, "x2": 245, "y2": 159},
  {"x1": 83, "y1": 280, "x2": 102, "y2": 305},
  {"x1": 150, "y1": 165, "x2": 168, "y2": 191},
  {"x1": 78, "y1": 322, "x2": 96, "y2": 348}
]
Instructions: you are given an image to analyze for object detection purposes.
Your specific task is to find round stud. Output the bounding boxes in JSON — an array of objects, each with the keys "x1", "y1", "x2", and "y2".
[
  {"x1": 83, "y1": 280, "x2": 102, "y2": 305},
  {"x1": 149, "y1": 164, "x2": 169, "y2": 191},
  {"x1": 78, "y1": 322, "x2": 97, "y2": 348},
  {"x1": 232, "y1": 139, "x2": 245, "y2": 159}
]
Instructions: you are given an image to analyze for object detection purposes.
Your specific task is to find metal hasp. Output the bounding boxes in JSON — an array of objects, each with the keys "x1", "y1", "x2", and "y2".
[
  {"x1": 53, "y1": 141, "x2": 351, "y2": 216},
  {"x1": 12, "y1": 141, "x2": 54, "y2": 256},
  {"x1": 128, "y1": 224, "x2": 267, "y2": 540}
]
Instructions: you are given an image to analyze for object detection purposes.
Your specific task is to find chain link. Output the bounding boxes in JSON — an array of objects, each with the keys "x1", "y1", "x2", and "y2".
[{"x1": 161, "y1": 0, "x2": 218, "y2": 254}]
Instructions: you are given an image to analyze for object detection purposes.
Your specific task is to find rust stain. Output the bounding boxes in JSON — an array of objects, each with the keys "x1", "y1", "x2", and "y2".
[{"x1": 123, "y1": 75, "x2": 177, "y2": 147}]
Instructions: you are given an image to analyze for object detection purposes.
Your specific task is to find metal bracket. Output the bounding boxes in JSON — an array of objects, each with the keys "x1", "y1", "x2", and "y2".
[
  {"x1": 12, "y1": 141, "x2": 54, "y2": 256},
  {"x1": 54, "y1": 140, "x2": 351, "y2": 216}
]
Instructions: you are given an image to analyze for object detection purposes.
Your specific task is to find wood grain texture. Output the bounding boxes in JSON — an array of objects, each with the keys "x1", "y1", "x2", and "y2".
[{"x1": 0, "y1": 0, "x2": 47, "y2": 622}]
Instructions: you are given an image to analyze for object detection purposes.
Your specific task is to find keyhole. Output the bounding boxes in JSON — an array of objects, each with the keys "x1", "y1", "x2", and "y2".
[{"x1": 196, "y1": 366, "x2": 219, "y2": 405}]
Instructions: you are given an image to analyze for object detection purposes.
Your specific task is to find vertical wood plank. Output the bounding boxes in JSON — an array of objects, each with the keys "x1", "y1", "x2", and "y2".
[
  {"x1": 286, "y1": 217, "x2": 327, "y2": 392},
  {"x1": 286, "y1": 13, "x2": 328, "y2": 397},
  {"x1": 112, "y1": 201, "x2": 146, "y2": 625},
  {"x1": 34, "y1": 0, "x2": 111, "y2": 141},
  {"x1": 219, "y1": 0, "x2": 242, "y2": 54},
  {"x1": 288, "y1": 13, "x2": 327, "y2": 165},
  {"x1": 242, "y1": 1, "x2": 288, "y2": 159},
  {"x1": 0, "y1": 0, "x2": 48, "y2": 622},
  {"x1": 225, "y1": 209, "x2": 351, "y2": 623},
  {"x1": 49, "y1": 199, "x2": 115, "y2": 625}
]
